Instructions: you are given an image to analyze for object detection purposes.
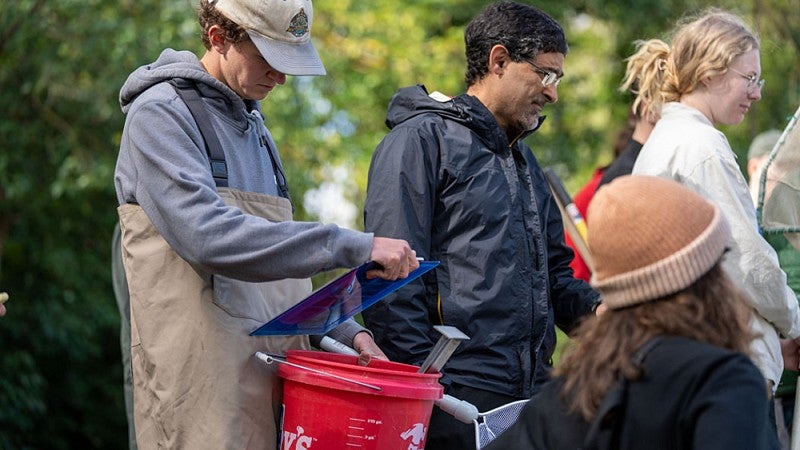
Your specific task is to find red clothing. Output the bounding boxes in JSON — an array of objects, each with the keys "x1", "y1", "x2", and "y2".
[{"x1": 565, "y1": 168, "x2": 604, "y2": 282}]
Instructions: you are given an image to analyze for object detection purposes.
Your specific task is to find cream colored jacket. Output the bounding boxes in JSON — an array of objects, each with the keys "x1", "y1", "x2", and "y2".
[{"x1": 633, "y1": 102, "x2": 800, "y2": 388}]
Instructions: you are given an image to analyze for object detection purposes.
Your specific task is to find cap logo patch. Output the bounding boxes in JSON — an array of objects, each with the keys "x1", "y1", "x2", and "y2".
[{"x1": 286, "y1": 8, "x2": 309, "y2": 37}]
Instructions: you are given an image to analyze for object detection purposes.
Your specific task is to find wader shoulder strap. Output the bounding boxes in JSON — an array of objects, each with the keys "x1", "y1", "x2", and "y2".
[{"x1": 170, "y1": 79, "x2": 228, "y2": 188}]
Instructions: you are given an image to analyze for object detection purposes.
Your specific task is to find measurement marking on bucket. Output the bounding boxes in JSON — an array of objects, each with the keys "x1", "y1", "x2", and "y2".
[{"x1": 346, "y1": 417, "x2": 379, "y2": 447}]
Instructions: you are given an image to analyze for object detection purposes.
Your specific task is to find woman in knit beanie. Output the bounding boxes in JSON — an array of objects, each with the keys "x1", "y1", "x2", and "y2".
[{"x1": 485, "y1": 175, "x2": 772, "y2": 450}]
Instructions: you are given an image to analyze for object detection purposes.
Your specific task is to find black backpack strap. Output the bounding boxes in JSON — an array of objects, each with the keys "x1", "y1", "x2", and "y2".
[
  {"x1": 170, "y1": 79, "x2": 228, "y2": 188},
  {"x1": 582, "y1": 336, "x2": 665, "y2": 450},
  {"x1": 259, "y1": 133, "x2": 293, "y2": 207}
]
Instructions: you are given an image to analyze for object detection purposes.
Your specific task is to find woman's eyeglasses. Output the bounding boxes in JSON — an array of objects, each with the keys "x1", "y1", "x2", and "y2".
[{"x1": 729, "y1": 68, "x2": 765, "y2": 93}]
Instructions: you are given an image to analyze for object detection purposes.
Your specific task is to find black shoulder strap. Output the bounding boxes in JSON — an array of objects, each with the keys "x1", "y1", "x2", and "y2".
[
  {"x1": 260, "y1": 133, "x2": 292, "y2": 205},
  {"x1": 581, "y1": 336, "x2": 665, "y2": 450},
  {"x1": 170, "y1": 79, "x2": 228, "y2": 188}
]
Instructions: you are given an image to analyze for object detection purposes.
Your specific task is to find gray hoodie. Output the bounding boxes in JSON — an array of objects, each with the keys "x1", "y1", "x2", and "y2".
[{"x1": 115, "y1": 49, "x2": 372, "y2": 282}]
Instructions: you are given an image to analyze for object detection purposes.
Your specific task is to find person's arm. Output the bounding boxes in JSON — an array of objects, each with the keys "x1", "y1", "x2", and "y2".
[
  {"x1": 528, "y1": 160, "x2": 599, "y2": 331},
  {"x1": 118, "y1": 87, "x2": 375, "y2": 281},
  {"x1": 360, "y1": 125, "x2": 440, "y2": 365},
  {"x1": 688, "y1": 354, "x2": 771, "y2": 449},
  {"x1": 689, "y1": 153, "x2": 800, "y2": 340}
]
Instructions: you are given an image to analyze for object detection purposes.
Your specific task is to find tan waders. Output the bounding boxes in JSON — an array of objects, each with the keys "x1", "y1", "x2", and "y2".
[{"x1": 118, "y1": 189, "x2": 310, "y2": 449}]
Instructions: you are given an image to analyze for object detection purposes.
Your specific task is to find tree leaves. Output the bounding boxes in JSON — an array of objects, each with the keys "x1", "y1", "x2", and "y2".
[{"x1": 0, "y1": 0, "x2": 797, "y2": 447}]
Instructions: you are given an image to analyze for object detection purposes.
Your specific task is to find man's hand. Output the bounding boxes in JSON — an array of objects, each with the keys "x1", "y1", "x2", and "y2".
[
  {"x1": 784, "y1": 338, "x2": 800, "y2": 371},
  {"x1": 368, "y1": 237, "x2": 419, "y2": 281},
  {"x1": 352, "y1": 331, "x2": 388, "y2": 366},
  {"x1": 0, "y1": 292, "x2": 8, "y2": 317}
]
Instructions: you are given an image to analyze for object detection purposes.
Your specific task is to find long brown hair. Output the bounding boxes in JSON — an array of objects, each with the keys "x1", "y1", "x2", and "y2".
[{"x1": 554, "y1": 263, "x2": 755, "y2": 421}]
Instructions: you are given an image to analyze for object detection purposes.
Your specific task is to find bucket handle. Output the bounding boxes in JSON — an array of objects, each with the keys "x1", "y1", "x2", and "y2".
[{"x1": 255, "y1": 352, "x2": 383, "y2": 392}]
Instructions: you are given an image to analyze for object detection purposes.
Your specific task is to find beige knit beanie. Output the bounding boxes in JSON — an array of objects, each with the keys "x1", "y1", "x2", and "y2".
[{"x1": 587, "y1": 175, "x2": 730, "y2": 309}]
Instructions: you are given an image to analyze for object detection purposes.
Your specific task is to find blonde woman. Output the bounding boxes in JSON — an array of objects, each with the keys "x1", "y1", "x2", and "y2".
[{"x1": 627, "y1": 10, "x2": 800, "y2": 446}]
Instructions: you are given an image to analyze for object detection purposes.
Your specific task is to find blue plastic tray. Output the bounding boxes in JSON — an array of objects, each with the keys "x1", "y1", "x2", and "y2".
[{"x1": 250, "y1": 260, "x2": 439, "y2": 336}]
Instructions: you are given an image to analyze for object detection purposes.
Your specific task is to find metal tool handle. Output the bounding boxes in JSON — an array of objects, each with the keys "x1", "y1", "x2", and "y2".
[
  {"x1": 255, "y1": 352, "x2": 382, "y2": 391},
  {"x1": 418, "y1": 325, "x2": 470, "y2": 374}
]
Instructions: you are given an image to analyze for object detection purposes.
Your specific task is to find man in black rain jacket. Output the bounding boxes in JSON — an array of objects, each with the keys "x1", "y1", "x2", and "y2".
[{"x1": 362, "y1": 3, "x2": 601, "y2": 448}]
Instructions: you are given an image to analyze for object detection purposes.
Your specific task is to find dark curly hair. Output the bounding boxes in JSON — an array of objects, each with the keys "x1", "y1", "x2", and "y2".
[
  {"x1": 198, "y1": 0, "x2": 249, "y2": 49},
  {"x1": 464, "y1": 1, "x2": 568, "y2": 86}
]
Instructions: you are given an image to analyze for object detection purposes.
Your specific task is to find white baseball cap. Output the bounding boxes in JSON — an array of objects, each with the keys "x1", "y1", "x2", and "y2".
[{"x1": 213, "y1": 0, "x2": 326, "y2": 76}]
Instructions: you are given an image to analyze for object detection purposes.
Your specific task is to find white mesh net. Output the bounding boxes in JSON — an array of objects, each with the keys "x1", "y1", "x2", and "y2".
[
  {"x1": 758, "y1": 105, "x2": 800, "y2": 251},
  {"x1": 474, "y1": 399, "x2": 529, "y2": 449}
]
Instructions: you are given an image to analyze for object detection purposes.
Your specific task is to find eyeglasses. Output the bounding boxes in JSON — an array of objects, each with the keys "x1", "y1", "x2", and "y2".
[
  {"x1": 729, "y1": 68, "x2": 765, "y2": 93},
  {"x1": 524, "y1": 60, "x2": 562, "y2": 87}
]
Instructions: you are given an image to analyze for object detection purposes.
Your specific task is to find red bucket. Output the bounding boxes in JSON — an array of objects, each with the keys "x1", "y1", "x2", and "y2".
[{"x1": 278, "y1": 350, "x2": 443, "y2": 450}]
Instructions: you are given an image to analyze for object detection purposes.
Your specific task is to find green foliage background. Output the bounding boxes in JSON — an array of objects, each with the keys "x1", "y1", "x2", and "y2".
[{"x1": 1, "y1": 0, "x2": 797, "y2": 447}]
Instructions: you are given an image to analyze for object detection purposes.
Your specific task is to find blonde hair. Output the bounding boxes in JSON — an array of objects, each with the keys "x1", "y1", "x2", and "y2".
[
  {"x1": 626, "y1": 9, "x2": 759, "y2": 116},
  {"x1": 620, "y1": 39, "x2": 669, "y2": 121}
]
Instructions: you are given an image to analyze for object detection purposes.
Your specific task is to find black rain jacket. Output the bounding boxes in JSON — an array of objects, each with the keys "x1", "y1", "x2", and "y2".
[{"x1": 362, "y1": 85, "x2": 600, "y2": 398}]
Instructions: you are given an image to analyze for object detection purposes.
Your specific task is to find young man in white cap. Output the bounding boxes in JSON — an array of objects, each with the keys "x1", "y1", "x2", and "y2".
[{"x1": 114, "y1": 0, "x2": 418, "y2": 448}]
